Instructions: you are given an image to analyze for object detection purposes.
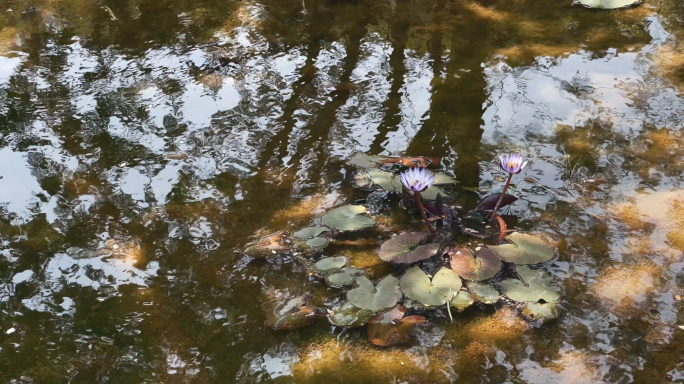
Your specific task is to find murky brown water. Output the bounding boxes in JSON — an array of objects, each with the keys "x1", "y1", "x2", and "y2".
[{"x1": 1, "y1": 0, "x2": 684, "y2": 382}]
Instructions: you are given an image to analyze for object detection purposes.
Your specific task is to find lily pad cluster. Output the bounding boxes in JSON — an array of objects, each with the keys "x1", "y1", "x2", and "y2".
[{"x1": 254, "y1": 153, "x2": 565, "y2": 345}]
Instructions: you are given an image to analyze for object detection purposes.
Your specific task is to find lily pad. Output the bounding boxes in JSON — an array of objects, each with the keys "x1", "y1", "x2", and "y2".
[
  {"x1": 244, "y1": 231, "x2": 290, "y2": 258},
  {"x1": 348, "y1": 275, "x2": 402, "y2": 312},
  {"x1": 328, "y1": 301, "x2": 374, "y2": 327},
  {"x1": 400, "y1": 267, "x2": 462, "y2": 306},
  {"x1": 523, "y1": 302, "x2": 561, "y2": 320},
  {"x1": 304, "y1": 237, "x2": 329, "y2": 249},
  {"x1": 468, "y1": 282, "x2": 500, "y2": 304},
  {"x1": 489, "y1": 232, "x2": 554, "y2": 265},
  {"x1": 348, "y1": 153, "x2": 390, "y2": 168},
  {"x1": 264, "y1": 295, "x2": 319, "y2": 330},
  {"x1": 313, "y1": 256, "x2": 347, "y2": 273},
  {"x1": 433, "y1": 172, "x2": 457, "y2": 185},
  {"x1": 353, "y1": 169, "x2": 398, "y2": 191},
  {"x1": 419, "y1": 186, "x2": 449, "y2": 201},
  {"x1": 576, "y1": 0, "x2": 640, "y2": 9},
  {"x1": 451, "y1": 291, "x2": 475, "y2": 311},
  {"x1": 450, "y1": 282, "x2": 499, "y2": 310},
  {"x1": 367, "y1": 305, "x2": 428, "y2": 347},
  {"x1": 498, "y1": 266, "x2": 561, "y2": 303},
  {"x1": 378, "y1": 232, "x2": 440, "y2": 264},
  {"x1": 322, "y1": 205, "x2": 376, "y2": 232},
  {"x1": 293, "y1": 226, "x2": 330, "y2": 239},
  {"x1": 325, "y1": 267, "x2": 365, "y2": 288},
  {"x1": 449, "y1": 248, "x2": 502, "y2": 281}
]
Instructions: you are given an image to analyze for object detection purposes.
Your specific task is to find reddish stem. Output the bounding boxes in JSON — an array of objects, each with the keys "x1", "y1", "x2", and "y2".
[
  {"x1": 494, "y1": 215, "x2": 507, "y2": 241},
  {"x1": 489, "y1": 173, "x2": 513, "y2": 221},
  {"x1": 414, "y1": 191, "x2": 436, "y2": 233}
]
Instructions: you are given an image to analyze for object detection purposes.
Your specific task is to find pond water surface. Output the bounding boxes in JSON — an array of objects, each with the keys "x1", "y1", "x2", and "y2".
[{"x1": 1, "y1": 0, "x2": 684, "y2": 382}]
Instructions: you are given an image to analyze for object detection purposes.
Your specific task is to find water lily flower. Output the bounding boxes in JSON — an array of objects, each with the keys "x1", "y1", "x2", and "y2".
[
  {"x1": 499, "y1": 153, "x2": 528, "y2": 174},
  {"x1": 400, "y1": 167, "x2": 436, "y2": 233},
  {"x1": 400, "y1": 167, "x2": 436, "y2": 192}
]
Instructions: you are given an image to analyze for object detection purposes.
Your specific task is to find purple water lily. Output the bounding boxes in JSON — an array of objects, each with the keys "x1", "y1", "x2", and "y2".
[
  {"x1": 400, "y1": 167, "x2": 436, "y2": 192},
  {"x1": 499, "y1": 153, "x2": 528, "y2": 174},
  {"x1": 400, "y1": 167, "x2": 437, "y2": 233},
  {"x1": 489, "y1": 153, "x2": 529, "y2": 221}
]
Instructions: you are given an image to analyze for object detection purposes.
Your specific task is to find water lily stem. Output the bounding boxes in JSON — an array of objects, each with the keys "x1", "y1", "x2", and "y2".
[
  {"x1": 414, "y1": 191, "x2": 436, "y2": 233},
  {"x1": 494, "y1": 215, "x2": 507, "y2": 241},
  {"x1": 489, "y1": 173, "x2": 514, "y2": 221}
]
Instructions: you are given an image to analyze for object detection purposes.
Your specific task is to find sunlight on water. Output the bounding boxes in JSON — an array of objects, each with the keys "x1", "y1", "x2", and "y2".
[{"x1": 1, "y1": 0, "x2": 684, "y2": 382}]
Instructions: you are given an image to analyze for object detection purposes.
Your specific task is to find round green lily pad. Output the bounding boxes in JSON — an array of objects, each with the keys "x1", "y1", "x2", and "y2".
[
  {"x1": 523, "y1": 302, "x2": 561, "y2": 320},
  {"x1": 489, "y1": 232, "x2": 554, "y2": 265},
  {"x1": 328, "y1": 301, "x2": 374, "y2": 327},
  {"x1": 468, "y1": 282, "x2": 499, "y2": 304},
  {"x1": 322, "y1": 205, "x2": 376, "y2": 232},
  {"x1": 449, "y1": 248, "x2": 501, "y2": 281},
  {"x1": 304, "y1": 237, "x2": 329, "y2": 249},
  {"x1": 450, "y1": 291, "x2": 475, "y2": 311},
  {"x1": 293, "y1": 226, "x2": 330, "y2": 239},
  {"x1": 498, "y1": 266, "x2": 561, "y2": 303},
  {"x1": 347, "y1": 275, "x2": 402, "y2": 312},
  {"x1": 325, "y1": 267, "x2": 365, "y2": 288},
  {"x1": 576, "y1": 0, "x2": 640, "y2": 9},
  {"x1": 378, "y1": 232, "x2": 439, "y2": 264},
  {"x1": 314, "y1": 256, "x2": 347, "y2": 273},
  {"x1": 354, "y1": 169, "x2": 398, "y2": 191},
  {"x1": 400, "y1": 267, "x2": 462, "y2": 306}
]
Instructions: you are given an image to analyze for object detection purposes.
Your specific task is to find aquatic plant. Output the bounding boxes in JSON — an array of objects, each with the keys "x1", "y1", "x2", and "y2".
[
  {"x1": 448, "y1": 247, "x2": 502, "y2": 281},
  {"x1": 322, "y1": 205, "x2": 376, "y2": 231},
  {"x1": 367, "y1": 305, "x2": 428, "y2": 347},
  {"x1": 400, "y1": 167, "x2": 437, "y2": 232},
  {"x1": 252, "y1": 152, "x2": 562, "y2": 346},
  {"x1": 489, "y1": 153, "x2": 528, "y2": 220},
  {"x1": 377, "y1": 232, "x2": 440, "y2": 264},
  {"x1": 400, "y1": 267, "x2": 462, "y2": 307},
  {"x1": 489, "y1": 232, "x2": 554, "y2": 265}
]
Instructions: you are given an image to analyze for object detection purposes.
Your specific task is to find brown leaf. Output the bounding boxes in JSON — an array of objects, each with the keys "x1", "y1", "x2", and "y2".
[{"x1": 367, "y1": 305, "x2": 427, "y2": 347}]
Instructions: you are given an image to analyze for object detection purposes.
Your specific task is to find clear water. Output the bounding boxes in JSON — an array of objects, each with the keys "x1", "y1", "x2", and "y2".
[{"x1": 1, "y1": 0, "x2": 684, "y2": 382}]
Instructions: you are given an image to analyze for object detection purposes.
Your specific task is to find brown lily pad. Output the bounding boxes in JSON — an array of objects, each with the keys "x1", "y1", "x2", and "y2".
[
  {"x1": 449, "y1": 247, "x2": 502, "y2": 281},
  {"x1": 264, "y1": 295, "x2": 319, "y2": 330},
  {"x1": 367, "y1": 304, "x2": 428, "y2": 347},
  {"x1": 244, "y1": 231, "x2": 290, "y2": 258},
  {"x1": 377, "y1": 232, "x2": 440, "y2": 264}
]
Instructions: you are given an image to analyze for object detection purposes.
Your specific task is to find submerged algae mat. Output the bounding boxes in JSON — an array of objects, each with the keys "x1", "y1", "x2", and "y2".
[{"x1": 1, "y1": 0, "x2": 684, "y2": 382}]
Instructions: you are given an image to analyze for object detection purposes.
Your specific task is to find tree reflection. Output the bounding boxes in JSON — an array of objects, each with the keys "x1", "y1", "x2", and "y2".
[{"x1": 1, "y1": 0, "x2": 684, "y2": 381}]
